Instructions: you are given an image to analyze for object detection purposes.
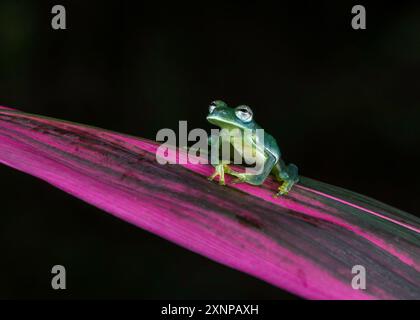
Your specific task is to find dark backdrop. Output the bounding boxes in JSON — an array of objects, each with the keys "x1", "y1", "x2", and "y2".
[{"x1": 0, "y1": 1, "x2": 419, "y2": 299}]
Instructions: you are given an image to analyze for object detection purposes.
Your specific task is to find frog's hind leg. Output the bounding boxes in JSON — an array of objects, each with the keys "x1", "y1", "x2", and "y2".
[{"x1": 273, "y1": 159, "x2": 299, "y2": 196}]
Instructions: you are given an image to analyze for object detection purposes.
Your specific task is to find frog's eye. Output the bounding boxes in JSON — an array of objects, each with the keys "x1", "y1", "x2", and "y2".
[
  {"x1": 209, "y1": 101, "x2": 217, "y2": 114},
  {"x1": 235, "y1": 105, "x2": 253, "y2": 122}
]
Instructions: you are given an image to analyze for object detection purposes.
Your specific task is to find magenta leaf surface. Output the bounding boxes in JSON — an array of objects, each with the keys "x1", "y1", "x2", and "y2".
[{"x1": 0, "y1": 106, "x2": 419, "y2": 299}]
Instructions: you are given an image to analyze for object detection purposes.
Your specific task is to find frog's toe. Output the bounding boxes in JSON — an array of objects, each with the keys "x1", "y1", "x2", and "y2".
[
  {"x1": 276, "y1": 190, "x2": 288, "y2": 196},
  {"x1": 207, "y1": 172, "x2": 218, "y2": 182},
  {"x1": 276, "y1": 181, "x2": 294, "y2": 196},
  {"x1": 208, "y1": 164, "x2": 227, "y2": 185},
  {"x1": 276, "y1": 188, "x2": 288, "y2": 196},
  {"x1": 208, "y1": 174, "x2": 225, "y2": 185}
]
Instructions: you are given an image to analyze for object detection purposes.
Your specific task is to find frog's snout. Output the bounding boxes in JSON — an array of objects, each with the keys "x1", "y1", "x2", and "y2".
[
  {"x1": 207, "y1": 110, "x2": 225, "y2": 125},
  {"x1": 206, "y1": 114, "x2": 217, "y2": 124}
]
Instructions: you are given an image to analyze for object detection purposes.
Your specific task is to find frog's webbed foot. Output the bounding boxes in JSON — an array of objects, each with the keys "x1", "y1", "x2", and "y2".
[
  {"x1": 208, "y1": 164, "x2": 250, "y2": 185},
  {"x1": 276, "y1": 180, "x2": 295, "y2": 196},
  {"x1": 230, "y1": 172, "x2": 247, "y2": 184},
  {"x1": 274, "y1": 163, "x2": 299, "y2": 196},
  {"x1": 208, "y1": 163, "x2": 231, "y2": 185},
  {"x1": 229, "y1": 171, "x2": 270, "y2": 185},
  {"x1": 212, "y1": 164, "x2": 254, "y2": 184}
]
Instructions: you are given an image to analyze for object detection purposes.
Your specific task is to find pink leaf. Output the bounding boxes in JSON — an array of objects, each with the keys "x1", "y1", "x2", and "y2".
[{"x1": 0, "y1": 106, "x2": 419, "y2": 299}]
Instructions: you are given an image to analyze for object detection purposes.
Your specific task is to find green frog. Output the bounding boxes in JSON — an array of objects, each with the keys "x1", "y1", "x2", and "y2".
[{"x1": 207, "y1": 100, "x2": 299, "y2": 196}]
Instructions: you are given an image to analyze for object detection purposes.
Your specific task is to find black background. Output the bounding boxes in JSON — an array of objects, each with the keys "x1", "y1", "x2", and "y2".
[{"x1": 0, "y1": 1, "x2": 419, "y2": 299}]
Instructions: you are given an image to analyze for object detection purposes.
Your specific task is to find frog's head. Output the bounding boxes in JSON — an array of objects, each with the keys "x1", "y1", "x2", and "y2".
[{"x1": 206, "y1": 100, "x2": 255, "y2": 130}]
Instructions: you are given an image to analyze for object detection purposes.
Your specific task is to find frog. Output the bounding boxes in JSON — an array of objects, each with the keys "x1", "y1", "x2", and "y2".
[{"x1": 206, "y1": 100, "x2": 299, "y2": 196}]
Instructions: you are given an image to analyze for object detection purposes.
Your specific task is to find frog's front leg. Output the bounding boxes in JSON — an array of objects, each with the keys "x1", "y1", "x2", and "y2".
[
  {"x1": 207, "y1": 133, "x2": 230, "y2": 185},
  {"x1": 272, "y1": 159, "x2": 299, "y2": 196},
  {"x1": 208, "y1": 161, "x2": 231, "y2": 185},
  {"x1": 228, "y1": 153, "x2": 277, "y2": 186}
]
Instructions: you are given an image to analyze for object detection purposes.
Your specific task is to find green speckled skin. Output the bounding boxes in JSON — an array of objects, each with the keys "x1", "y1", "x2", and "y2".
[{"x1": 207, "y1": 100, "x2": 299, "y2": 195}]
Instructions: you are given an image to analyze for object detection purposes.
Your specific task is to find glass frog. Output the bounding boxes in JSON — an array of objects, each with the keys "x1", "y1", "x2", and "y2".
[{"x1": 207, "y1": 100, "x2": 299, "y2": 196}]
